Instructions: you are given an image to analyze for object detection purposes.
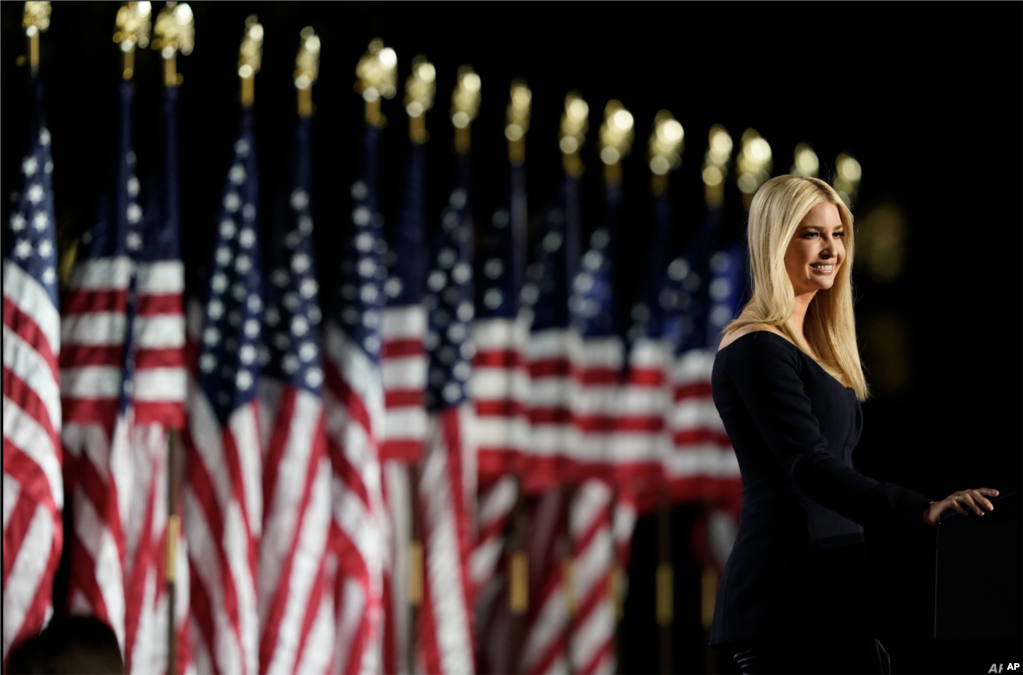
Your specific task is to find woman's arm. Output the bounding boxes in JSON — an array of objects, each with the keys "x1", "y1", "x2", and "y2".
[{"x1": 728, "y1": 336, "x2": 932, "y2": 528}]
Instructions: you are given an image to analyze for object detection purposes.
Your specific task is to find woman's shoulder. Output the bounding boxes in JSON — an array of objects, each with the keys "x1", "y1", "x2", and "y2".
[{"x1": 717, "y1": 323, "x2": 792, "y2": 352}]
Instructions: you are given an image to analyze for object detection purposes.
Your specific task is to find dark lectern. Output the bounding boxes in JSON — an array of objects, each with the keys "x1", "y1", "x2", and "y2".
[{"x1": 934, "y1": 487, "x2": 1020, "y2": 672}]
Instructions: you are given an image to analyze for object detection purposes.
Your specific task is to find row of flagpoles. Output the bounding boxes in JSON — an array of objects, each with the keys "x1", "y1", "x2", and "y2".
[{"x1": 2, "y1": 4, "x2": 867, "y2": 675}]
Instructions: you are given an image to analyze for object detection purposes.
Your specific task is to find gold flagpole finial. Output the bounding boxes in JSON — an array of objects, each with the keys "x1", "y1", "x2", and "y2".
[
  {"x1": 238, "y1": 15, "x2": 263, "y2": 108},
  {"x1": 506, "y1": 79, "x2": 530, "y2": 164},
  {"x1": 560, "y1": 92, "x2": 588, "y2": 177},
  {"x1": 834, "y1": 153, "x2": 862, "y2": 207},
  {"x1": 404, "y1": 56, "x2": 435, "y2": 143},
  {"x1": 295, "y1": 27, "x2": 319, "y2": 117},
  {"x1": 648, "y1": 110, "x2": 684, "y2": 195},
  {"x1": 451, "y1": 65, "x2": 480, "y2": 155},
  {"x1": 598, "y1": 99, "x2": 634, "y2": 187},
  {"x1": 152, "y1": 2, "x2": 193, "y2": 88},
  {"x1": 356, "y1": 38, "x2": 397, "y2": 128},
  {"x1": 22, "y1": 2, "x2": 50, "y2": 74},
  {"x1": 736, "y1": 129, "x2": 772, "y2": 208},
  {"x1": 791, "y1": 142, "x2": 819, "y2": 178},
  {"x1": 114, "y1": 1, "x2": 152, "y2": 80},
  {"x1": 701, "y1": 125, "x2": 733, "y2": 208}
]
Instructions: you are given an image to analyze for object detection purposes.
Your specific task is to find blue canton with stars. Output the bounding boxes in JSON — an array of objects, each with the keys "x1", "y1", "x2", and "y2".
[
  {"x1": 332, "y1": 127, "x2": 387, "y2": 364},
  {"x1": 384, "y1": 140, "x2": 426, "y2": 308},
  {"x1": 262, "y1": 115, "x2": 323, "y2": 395},
  {"x1": 628, "y1": 189, "x2": 675, "y2": 349},
  {"x1": 197, "y1": 110, "x2": 264, "y2": 423},
  {"x1": 139, "y1": 86, "x2": 181, "y2": 266},
  {"x1": 572, "y1": 184, "x2": 621, "y2": 340},
  {"x1": 4, "y1": 77, "x2": 58, "y2": 307},
  {"x1": 521, "y1": 176, "x2": 581, "y2": 332},
  {"x1": 476, "y1": 161, "x2": 526, "y2": 321},
  {"x1": 666, "y1": 205, "x2": 721, "y2": 354},
  {"x1": 424, "y1": 157, "x2": 475, "y2": 411}
]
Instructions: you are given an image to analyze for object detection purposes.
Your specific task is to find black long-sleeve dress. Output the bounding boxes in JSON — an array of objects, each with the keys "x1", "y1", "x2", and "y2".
[{"x1": 708, "y1": 331, "x2": 931, "y2": 648}]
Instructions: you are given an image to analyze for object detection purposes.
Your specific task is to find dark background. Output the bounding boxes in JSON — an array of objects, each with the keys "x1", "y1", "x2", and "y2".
[{"x1": 3, "y1": 3, "x2": 1020, "y2": 673}]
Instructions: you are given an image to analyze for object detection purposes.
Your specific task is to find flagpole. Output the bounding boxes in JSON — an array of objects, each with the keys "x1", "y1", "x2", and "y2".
[
  {"x1": 151, "y1": 5, "x2": 193, "y2": 673},
  {"x1": 597, "y1": 99, "x2": 634, "y2": 674},
  {"x1": 238, "y1": 16, "x2": 263, "y2": 110},
  {"x1": 505, "y1": 78, "x2": 531, "y2": 675},
  {"x1": 646, "y1": 111, "x2": 684, "y2": 675},
  {"x1": 560, "y1": 93, "x2": 588, "y2": 675},
  {"x1": 22, "y1": 2, "x2": 50, "y2": 77},
  {"x1": 402, "y1": 54, "x2": 434, "y2": 674}
]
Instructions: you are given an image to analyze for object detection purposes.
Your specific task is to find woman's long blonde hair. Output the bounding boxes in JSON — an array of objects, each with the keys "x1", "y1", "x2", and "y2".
[{"x1": 724, "y1": 175, "x2": 868, "y2": 400}]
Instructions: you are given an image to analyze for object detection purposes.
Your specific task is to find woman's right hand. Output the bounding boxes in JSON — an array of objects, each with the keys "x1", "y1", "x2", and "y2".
[{"x1": 922, "y1": 488, "x2": 999, "y2": 527}]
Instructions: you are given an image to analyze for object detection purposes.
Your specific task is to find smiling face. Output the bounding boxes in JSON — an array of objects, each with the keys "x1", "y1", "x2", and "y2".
[{"x1": 783, "y1": 200, "x2": 846, "y2": 296}]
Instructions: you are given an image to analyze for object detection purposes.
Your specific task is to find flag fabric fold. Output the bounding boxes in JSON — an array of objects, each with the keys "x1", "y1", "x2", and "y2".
[
  {"x1": 2, "y1": 74, "x2": 63, "y2": 667},
  {"x1": 323, "y1": 126, "x2": 389, "y2": 675},
  {"x1": 60, "y1": 81, "x2": 143, "y2": 656},
  {"x1": 416, "y1": 157, "x2": 478, "y2": 675},
  {"x1": 470, "y1": 156, "x2": 529, "y2": 604},
  {"x1": 257, "y1": 113, "x2": 334, "y2": 675},
  {"x1": 183, "y1": 108, "x2": 264, "y2": 675},
  {"x1": 126, "y1": 83, "x2": 190, "y2": 675}
]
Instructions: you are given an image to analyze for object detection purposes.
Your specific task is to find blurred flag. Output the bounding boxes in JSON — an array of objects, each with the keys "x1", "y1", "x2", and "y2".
[
  {"x1": 380, "y1": 140, "x2": 428, "y2": 464},
  {"x1": 620, "y1": 188, "x2": 677, "y2": 512},
  {"x1": 126, "y1": 83, "x2": 190, "y2": 675},
  {"x1": 182, "y1": 109, "x2": 264, "y2": 675},
  {"x1": 59, "y1": 81, "x2": 144, "y2": 654},
  {"x1": 257, "y1": 113, "x2": 334, "y2": 675},
  {"x1": 520, "y1": 177, "x2": 583, "y2": 493},
  {"x1": 2, "y1": 76, "x2": 62, "y2": 665},
  {"x1": 323, "y1": 126, "x2": 388, "y2": 675},
  {"x1": 664, "y1": 208, "x2": 717, "y2": 502},
  {"x1": 470, "y1": 155, "x2": 529, "y2": 594},
  {"x1": 519, "y1": 174, "x2": 584, "y2": 675},
  {"x1": 416, "y1": 158, "x2": 477, "y2": 675},
  {"x1": 563, "y1": 181, "x2": 626, "y2": 675}
]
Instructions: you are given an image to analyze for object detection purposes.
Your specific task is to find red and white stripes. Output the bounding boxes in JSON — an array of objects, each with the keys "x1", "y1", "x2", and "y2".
[
  {"x1": 60, "y1": 256, "x2": 133, "y2": 650},
  {"x1": 524, "y1": 329, "x2": 582, "y2": 493},
  {"x1": 257, "y1": 379, "x2": 333, "y2": 675},
  {"x1": 183, "y1": 380, "x2": 263, "y2": 675},
  {"x1": 380, "y1": 306, "x2": 427, "y2": 463},
  {"x1": 323, "y1": 324, "x2": 388, "y2": 675},
  {"x1": 667, "y1": 349, "x2": 740, "y2": 503},
  {"x1": 2, "y1": 260, "x2": 64, "y2": 663},
  {"x1": 416, "y1": 404, "x2": 477, "y2": 675}
]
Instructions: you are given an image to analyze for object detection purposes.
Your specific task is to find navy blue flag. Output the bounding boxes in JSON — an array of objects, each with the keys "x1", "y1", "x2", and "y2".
[
  {"x1": 262, "y1": 115, "x2": 323, "y2": 394},
  {"x1": 425, "y1": 157, "x2": 474, "y2": 412},
  {"x1": 195, "y1": 110, "x2": 264, "y2": 420}
]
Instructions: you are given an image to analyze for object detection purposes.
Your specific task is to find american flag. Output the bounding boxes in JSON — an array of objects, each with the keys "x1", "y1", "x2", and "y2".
[
  {"x1": 619, "y1": 189, "x2": 677, "y2": 512},
  {"x1": 2, "y1": 75, "x2": 62, "y2": 666},
  {"x1": 469, "y1": 158, "x2": 529, "y2": 596},
  {"x1": 380, "y1": 139, "x2": 428, "y2": 464},
  {"x1": 125, "y1": 84, "x2": 191, "y2": 675},
  {"x1": 322, "y1": 126, "x2": 388, "y2": 675},
  {"x1": 520, "y1": 176, "x2": 584, "y2": 675},
  {"x1": 416, "y1": 158, "x2": 477, "y2": 675},
  {"x1": 257, "y1": 114, "x2": 334, "y2": 675},
  {"x1": 664, "y1": 207, "x2": 740, "y2": 504},
  {"x1": 182, "y1": 109, "x2": 264, "y2": 675},
  {"x1": 563, "y1": 183, "x2": 622, "y2": 675},
  {"x1": 521, "y1": 177, "x2": 583, "y2": 493},
  {"x1": 60, "y1": 81, "x2": 144, "y2": 655}
]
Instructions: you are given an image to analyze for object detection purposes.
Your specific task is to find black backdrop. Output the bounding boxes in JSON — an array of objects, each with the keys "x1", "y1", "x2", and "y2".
[{"x1": 3, "y1": 3, "x2": 1020, "y2": 673}]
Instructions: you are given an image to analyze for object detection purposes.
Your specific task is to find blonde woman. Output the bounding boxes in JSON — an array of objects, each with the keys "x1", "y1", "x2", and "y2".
[{"x1": 709, "y1": 175, "x2": 998, "y2": 673}]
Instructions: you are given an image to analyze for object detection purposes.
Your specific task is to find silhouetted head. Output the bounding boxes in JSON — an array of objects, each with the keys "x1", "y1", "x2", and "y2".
[{"x1": 5, "y1": 615, "x2": 124, "y2": 674}]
